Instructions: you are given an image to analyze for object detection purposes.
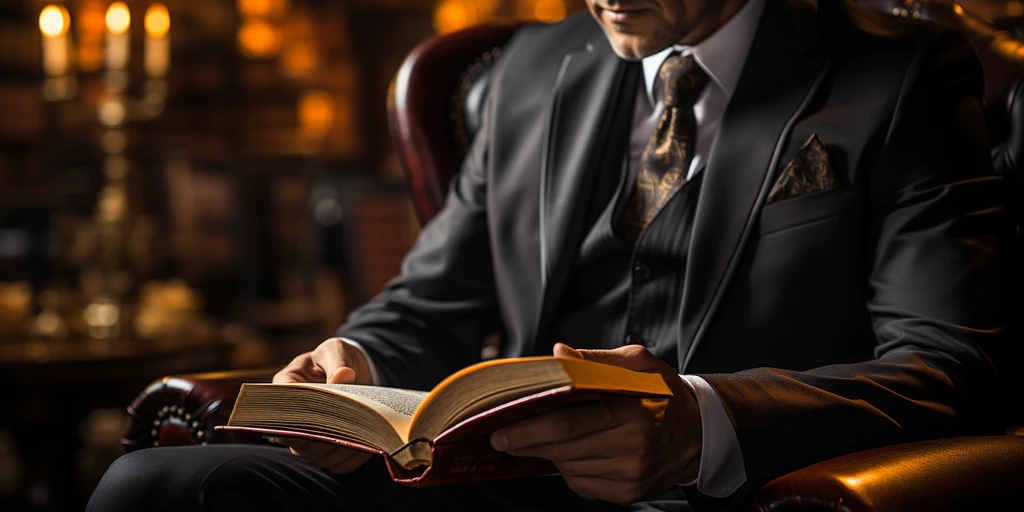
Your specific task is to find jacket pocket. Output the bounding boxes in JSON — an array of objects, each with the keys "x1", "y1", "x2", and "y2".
[{"x1": 758, "y1": 187, "x2": 857, "y2": 236}]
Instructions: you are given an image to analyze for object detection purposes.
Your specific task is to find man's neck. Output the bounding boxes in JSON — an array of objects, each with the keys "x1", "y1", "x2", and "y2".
[{"x1": 678, "y1": 0, "x2": 751, "y2": 46}]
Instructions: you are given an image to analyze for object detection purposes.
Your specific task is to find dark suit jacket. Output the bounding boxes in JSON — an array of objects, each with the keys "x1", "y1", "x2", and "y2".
[{"x1": 339, "y1": 0, "x2": 1009, "y2": 491}]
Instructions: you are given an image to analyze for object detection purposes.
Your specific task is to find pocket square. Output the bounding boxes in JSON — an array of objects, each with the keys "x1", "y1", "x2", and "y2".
[{"x1": 766, "y1": 134, "x2": 838, "y2": 204}]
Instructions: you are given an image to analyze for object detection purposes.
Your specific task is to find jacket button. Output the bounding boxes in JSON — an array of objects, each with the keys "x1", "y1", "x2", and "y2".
[{"x1": 632, "y1": 262, "x2": 651, "y2": 281}]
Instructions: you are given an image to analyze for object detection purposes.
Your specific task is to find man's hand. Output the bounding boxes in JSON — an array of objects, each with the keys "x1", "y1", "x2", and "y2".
[
  {"x1": 271, "y1": 337, "x2": 374, "y2": 473},
  {"x1": 489, "y1": 343, "x2": 702, "y2": 505},
  {"x1": 273, "y1": 337, "x2": 373, "y2": 386}
]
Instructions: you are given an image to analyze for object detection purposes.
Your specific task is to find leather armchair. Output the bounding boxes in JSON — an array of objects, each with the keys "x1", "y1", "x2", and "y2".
[{"x1": 124, "y1": 4, "x2": 1024, "y2": 510}]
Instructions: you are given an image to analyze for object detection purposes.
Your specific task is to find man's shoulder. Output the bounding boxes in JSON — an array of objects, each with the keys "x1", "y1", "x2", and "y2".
[
  {"x1": 500, "y1": 12, "x2": 602, "y2": 66},
  {"x1": 831, "y1": 0, "x2": 974, "y2": 59}
]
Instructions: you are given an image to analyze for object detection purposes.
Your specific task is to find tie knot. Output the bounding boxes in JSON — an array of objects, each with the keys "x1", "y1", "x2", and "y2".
[{"x1": 658, "y1": 54, "x2": 709, "y2": 108}]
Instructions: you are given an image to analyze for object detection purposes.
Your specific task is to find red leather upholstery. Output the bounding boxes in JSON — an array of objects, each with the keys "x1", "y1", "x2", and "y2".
[
  {"x1": 121, "y1": 368, "x2": 277, "y2": 451},
  {"x1": 745, "y1": 436, "x2": 1024, "y2": 511},
  {"x1": 387, "y1": 22, "x2": 523, "y2": 223}
]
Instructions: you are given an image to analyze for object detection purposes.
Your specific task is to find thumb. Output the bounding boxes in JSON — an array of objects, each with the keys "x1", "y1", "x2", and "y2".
[
  {"x1": 327, "y1": 367, "x2": 357, "y2": 384},
  {"x1": 573, "y1": 345, "x2": 662, "y2": 373},
  {"x1": 553, "y1": 342, "x2": 584, "y2": 359}
]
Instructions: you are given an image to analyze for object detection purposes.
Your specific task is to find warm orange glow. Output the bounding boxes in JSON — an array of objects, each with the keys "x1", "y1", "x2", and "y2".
[
  {"x1": 434, "y1": 0, "x2": 478, "y2": 35},
  {"x1": 281, "y1": 40, "x2": 318, "y2": 79},
  {"x1": 471, "y1": 0, "x2": 499, "y2": 18},
  {"x1": 299, "y1": 89, "x2": 335, "y2": 137},
  {"x1": 237, "y1": 19, "x2": 282, "y2": 58},
  {"x1": 76, "y1": 1, "x2": 106, "y2": 72},
  {"x1": 534, "y1": 0, "x2": 566, "y2": 22},
  {"x1": 237, "y1": 0, "x2": 288, "y2": 18},
  {"x1": 39, "y1": 5, "x2": 70, "y2": 37},
  {"x1": 78, "y1": 44, "x2": 104, "y2": 71},
  {"x1": 78, "y1": 0, "x2": 107, "y2": 35},
  {"x1": 953, "y1": 3, "x2": 964, "y2": 15},
  {"x1": 105, "y1": 2, "x2": 131, "y2": 34},
  {"x1": 145, "y1": 3, "x2": 170, "y2": 38},
  {"x1": 1007, "y1": 1, "x2": 1024, "y2": 17}
]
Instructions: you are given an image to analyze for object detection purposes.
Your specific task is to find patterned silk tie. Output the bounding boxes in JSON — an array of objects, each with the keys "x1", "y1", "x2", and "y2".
[{"x1": 619, "y1": 54, "x2": 710, "y2": 243}]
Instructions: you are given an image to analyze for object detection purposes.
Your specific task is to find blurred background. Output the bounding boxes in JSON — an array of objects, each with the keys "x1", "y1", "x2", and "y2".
[
  {"x1": 0, "y1": 0, "x2": 587, "y2": 509},
  {"x1": 0, "y1": 0, "x2": 1020, "y2": 510}
]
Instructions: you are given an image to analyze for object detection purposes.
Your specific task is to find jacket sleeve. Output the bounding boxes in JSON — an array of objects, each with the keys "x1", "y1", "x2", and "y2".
[
  {"x1": 335, "y1": 70, "x2": 504, "y2": 391},
  {"x1": 700, "y1": 29, "x2": 1012, "y2": 490}
]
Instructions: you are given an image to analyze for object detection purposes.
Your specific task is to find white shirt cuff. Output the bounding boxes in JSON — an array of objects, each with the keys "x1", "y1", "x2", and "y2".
[
  {"x1": 340, "y1": 338, "x2": 381, "y2": 386},
  {"x1": 679, "y1": 374, "x2": 747, "y2": 498}
]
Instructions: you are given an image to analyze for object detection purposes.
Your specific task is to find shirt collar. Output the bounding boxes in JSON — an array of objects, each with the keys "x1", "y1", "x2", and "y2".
[{"x1": 641, "y1": 0, "x2": 767, "y2": 105}]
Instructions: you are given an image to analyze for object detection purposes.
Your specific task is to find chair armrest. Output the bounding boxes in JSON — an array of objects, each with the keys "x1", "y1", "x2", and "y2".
[
  {"x1": 121, "y1": 368, "x2": 279, "y2": 452},
  {"x1": 746, "y1": 436, "x2": 1024, "y2": 512}
]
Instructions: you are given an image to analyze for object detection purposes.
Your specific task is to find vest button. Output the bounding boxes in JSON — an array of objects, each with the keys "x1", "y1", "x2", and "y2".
[{"x1": 632, "y1": 262, "x2": 651, "y2": 281}]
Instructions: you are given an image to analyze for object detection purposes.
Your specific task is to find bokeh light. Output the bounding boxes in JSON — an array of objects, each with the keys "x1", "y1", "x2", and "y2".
[
  {"x1": 238, "y1": 0, "x2": 289, "y2": 18},
  {"x1": 534, "y1": 0, "x2": 566, "y2": 22},
  {"x1": 39, "y1": 5, "x2": 70, "y2": 37},
  {"x1": 299, "y1": 89, "x2": 335, "y2": 138},
  {"x1": 105, "y1": 2, "x2": 131, "y2": 35},
  {"x1": 434, "y1": 0, "x2": 478, "y2": 35},
  {"x1": 237, "y1": 19, "x2": 283, "y2": 58},
  {"x1": 144, "y1": 3, "x2": 171, "y2": 38}
]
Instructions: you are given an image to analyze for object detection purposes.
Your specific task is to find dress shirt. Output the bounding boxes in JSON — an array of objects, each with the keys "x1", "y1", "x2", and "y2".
[{"x1": 344, "y1": 0, "x2": 765, "y2": 500}]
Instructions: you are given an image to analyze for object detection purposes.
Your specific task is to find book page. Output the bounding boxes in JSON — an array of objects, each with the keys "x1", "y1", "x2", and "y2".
[{"x1": 296, "y1": 384, "x2": 428, "y2": 440}]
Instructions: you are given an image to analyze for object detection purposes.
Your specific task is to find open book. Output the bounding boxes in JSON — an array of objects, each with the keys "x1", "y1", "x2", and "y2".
[{"x1": 219, "y1": 356, "x2": 672, "y2": 486}]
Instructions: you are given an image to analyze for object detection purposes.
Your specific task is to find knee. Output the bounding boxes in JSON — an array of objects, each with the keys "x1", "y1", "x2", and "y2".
[{"x1": 88, "y1": 448, "x2": 200, "y2": 511}]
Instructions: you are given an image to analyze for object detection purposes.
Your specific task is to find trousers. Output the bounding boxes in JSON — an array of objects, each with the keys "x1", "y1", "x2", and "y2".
[{"x1": 87, "y1": 444, "x2": 695, "y2": 512}]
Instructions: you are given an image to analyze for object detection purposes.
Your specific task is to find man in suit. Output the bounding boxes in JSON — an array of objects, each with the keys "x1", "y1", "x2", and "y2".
[{"x1": 89, "y1": 0, "x2": 1010, "y2": 510}]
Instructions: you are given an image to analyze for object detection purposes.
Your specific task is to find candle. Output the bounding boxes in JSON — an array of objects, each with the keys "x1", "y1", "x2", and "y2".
[
  {"x1": 105, "y1": 2, "x2": 131, "y2": 70},
  {"x1": 144, "y1": 3, "x2": 170, "y2": 77},
  {"x1": 39, "y1": 5, "x2": 70, "y2": 77}
]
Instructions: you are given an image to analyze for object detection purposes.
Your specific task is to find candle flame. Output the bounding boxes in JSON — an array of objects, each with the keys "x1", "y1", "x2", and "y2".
[
  {"x1": 145, "y1": 3, "x2": 170, "y2": 38},
  {"x1": 39, "y1": 5, "x2": 70, "y2": 37},
  {"x1": 106, "y1": 2, "x2": 131, "y2": 34}
]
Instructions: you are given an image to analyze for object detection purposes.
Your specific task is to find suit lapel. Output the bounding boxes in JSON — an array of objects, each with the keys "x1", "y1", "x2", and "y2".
[
  {"x1": 679, "y1": 0, "x2": 833, "y2": 370},
  {"x1": 534, "y1": 33, "x2": 637, "y2": 345}
]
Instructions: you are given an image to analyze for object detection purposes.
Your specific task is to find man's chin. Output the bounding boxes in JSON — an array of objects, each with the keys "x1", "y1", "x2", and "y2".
[{"x1": 602, "y1": 31, "x2": 670, "y2": 61}]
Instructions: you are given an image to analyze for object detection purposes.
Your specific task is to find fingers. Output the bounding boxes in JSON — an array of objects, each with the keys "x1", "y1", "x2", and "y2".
[
  {"x1": 491, "y1": 400, "x2": 630, "y2": 452},
  {"x1": 273, "y1": 353, "x2": 325, "y2": 384},
  {"x1": 312, "y1": 338, "x2": 351, "y2": 382},
  {"x1": 506, "y1": 422, "x2": 640, "y2": 463},
  {"x1": 328, "y1": 367, "x2": 357, "y2": 385},
  {"x1": 322, "y1": 449, "x2": 373, "y2": 474},
  {"x1": 274, "y1": 438, "x2": 372, "y2": 474},
  {"x1": 573, "y1": 344, "x2": 663, "y2": 373},
  {"x1": 553, "y1": 343, "x2": 583, "y2": 359},
  {"x1": 309, "y1": 444, "x2": 373, "y2": 474},
  {"x1": 274, "y1": 338, "x2": 368, "y2": 385}
]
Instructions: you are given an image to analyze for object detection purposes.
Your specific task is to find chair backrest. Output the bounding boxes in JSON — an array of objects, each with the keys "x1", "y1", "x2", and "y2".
[
  {"x1": 387, "y1": 22, "x2": 523, "y2": 224},
  {"x1": 860, "y1": 1, "x2": 1024, "y2": 184}
]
